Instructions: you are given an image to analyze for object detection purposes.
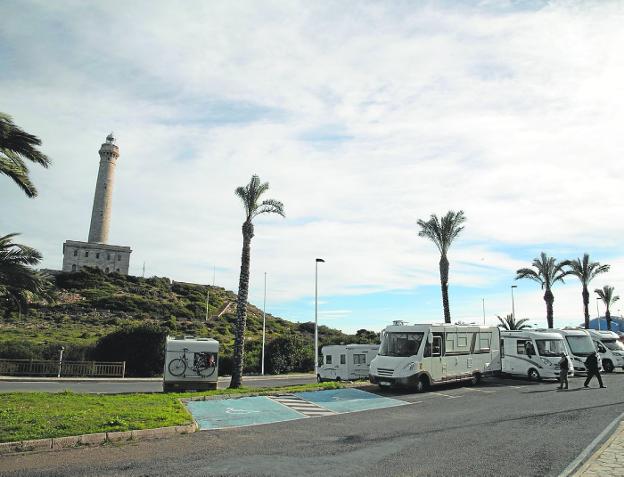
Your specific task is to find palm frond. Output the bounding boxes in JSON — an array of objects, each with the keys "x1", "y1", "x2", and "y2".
[
  {"x1": 417, "y1": 210, "x2": 466, "y2": 255},
  {"x1": 253, "y1": 199, "x2": 285, "y2": 218}
]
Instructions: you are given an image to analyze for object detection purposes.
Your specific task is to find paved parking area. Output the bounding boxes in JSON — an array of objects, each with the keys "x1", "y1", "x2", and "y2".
[{"x1": 186, "y1": 388, "x2": 409, "y2": 430}]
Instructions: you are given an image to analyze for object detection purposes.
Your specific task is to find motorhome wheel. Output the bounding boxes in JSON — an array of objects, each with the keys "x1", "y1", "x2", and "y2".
[
  {"x1": 316, "y1": 374, "x2": 322, "y2": 383},
  {"x1": 603, "y1": 360, "x2": 614, "y2": 373},
  {"x1": 528, "y1": 369, "x2": 541, "y2": 381},
  {"x1": 469, "y1": 373, "x2": 482, "y2": 385}
]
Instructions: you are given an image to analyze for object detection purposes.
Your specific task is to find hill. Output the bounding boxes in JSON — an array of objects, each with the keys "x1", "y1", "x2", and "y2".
[{"x1": 0, "y1": 268, "x2": 378, "y2": 375}]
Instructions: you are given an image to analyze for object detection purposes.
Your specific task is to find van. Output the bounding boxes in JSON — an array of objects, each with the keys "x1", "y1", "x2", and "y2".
[
  {"x1": 500, "y1": 330, "x2": 573, "y2": 381},
  {"x1": 369, "y1": 323, "x2": 501, "y2": 392},
  {"x1": 319, "y1": 344, "x2": 379, "y2": 382},
  {"x1": 547, "y1": 329, "x2": 598, "y2": 374},
  {"x1": 587, "y1": 329, "x2": 624, "y2": 373}
]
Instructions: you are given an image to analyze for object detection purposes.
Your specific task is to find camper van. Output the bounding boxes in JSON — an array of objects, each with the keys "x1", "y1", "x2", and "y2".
[
  {"x1": 163, "y1": 336, "x2": 219, "y2": 392},
  {"x1": 500, "y1": 330, "x2": 573, "y2": 381},
  {"x1": 369, "y1": 323, "x2": 501, "y2": 392},
  {"x1": 548, "y1": 329, "x2": 597, "y2": 374},
  {"x1": 587, "y1": 329, "x2": 624, "y2": 373},
  {"x1": 318, "y1": 344, "x2": 379, "y2": 382}
]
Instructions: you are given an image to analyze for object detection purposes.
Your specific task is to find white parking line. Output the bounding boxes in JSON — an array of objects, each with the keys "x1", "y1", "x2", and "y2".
[
  {"x1": 462, "y1": 387, "x2": 495, "y2": 394},
  {"x1": 431, "y1": 392, "x2": 462, "y2": 399}
]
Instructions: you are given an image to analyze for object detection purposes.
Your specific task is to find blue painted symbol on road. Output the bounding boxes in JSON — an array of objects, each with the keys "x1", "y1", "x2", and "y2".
[{"x1": 295, "y1": 388, "x2": 407, "y2": 413}]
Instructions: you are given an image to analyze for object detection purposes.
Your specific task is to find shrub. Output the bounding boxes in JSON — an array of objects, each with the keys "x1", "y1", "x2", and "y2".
[
  {"x1": 266, "y1": 335, "x2": 314, "y2": 374},
  {"x1": 91, "y1": 323, "x2": 167, "y2": 377}
]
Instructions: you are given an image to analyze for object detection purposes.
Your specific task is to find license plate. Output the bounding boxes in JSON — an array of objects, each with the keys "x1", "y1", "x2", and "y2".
[{"x1": 380, "y1": 381, "x2": 391, "y2": 386}]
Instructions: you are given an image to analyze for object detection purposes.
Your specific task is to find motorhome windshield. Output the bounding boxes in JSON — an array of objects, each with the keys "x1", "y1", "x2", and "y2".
[
  {"x1": 379, "y1": 332, "x2": 424, "y2": 357},
  {"x1": 601, "y1": 339, "x2": 624, "y2": 351},
  {"x1": 536, "y1": 339, "x2": 566, "y2": 357},
  {"x1": 565, "y1": 336, "x2": 595, "y2": 356}
]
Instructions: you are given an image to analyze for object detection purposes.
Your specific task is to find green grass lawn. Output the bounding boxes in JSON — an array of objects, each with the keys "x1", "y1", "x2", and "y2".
[{"x1": 0, "y1": 382, "x2": 344, "y2": 443}]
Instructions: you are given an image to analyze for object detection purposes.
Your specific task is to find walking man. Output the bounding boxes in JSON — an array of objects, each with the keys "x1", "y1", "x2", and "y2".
[
  {"x1": 584, "y1": 351, "x2": 606, "y2": 389},
  {"x1": 557, "y1": 352, "x2": 569, "y2": 390}
]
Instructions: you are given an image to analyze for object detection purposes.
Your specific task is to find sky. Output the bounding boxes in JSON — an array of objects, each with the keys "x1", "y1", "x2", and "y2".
[{"x1": 2, "y1": 0, "x2": 624, "y2": 334}]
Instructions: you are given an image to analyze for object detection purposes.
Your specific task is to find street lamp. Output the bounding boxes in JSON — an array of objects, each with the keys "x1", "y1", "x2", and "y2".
[
  {"x1": 482, "y1": 298, "x2": 485, "y2": 325},
  {"x1": 261, "y1": 272, "x2": 267, "y2": 376},
  {"x1": 511, "y1": 285, "x2": 518, "y2": 320},
  {"x1": 315, "y1": 258, "x2": 325, "y2": 378},
  {"x1": 57, "y1": 346, "x2": 65, "y2": 378}
]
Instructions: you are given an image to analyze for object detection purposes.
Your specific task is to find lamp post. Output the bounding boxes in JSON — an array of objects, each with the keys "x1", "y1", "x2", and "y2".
[
  {"x1": 261, "y1": 272, "x2": 267, "y2": 376},
  {"x1": 482, "y1": 298, "x2": 485, "y2": 325},
  {"x1": 315, "y1": 258, "x2": 325, "y2": 377},
  {"x1": 511, "y1": 285, "x2": 518, "y2": 320},
  {"x1": 57, "y1": 346, "x2": 65, "y2": 378}
]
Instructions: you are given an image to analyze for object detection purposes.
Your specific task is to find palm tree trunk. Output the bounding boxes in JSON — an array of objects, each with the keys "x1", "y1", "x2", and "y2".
[
  {"x1": 439, "y1": 254, "x2": 451, "y2": 323},
  {"x1": 582, "y1": 286, "x2": 590, "y2": 329},
  {"x1": 230, "y1": 221, "x2": 254, "y2": 389},
  {"x1": 544, "y1": 288, "x2": 554, "y2": 328},
  {"x1": 606, "y1": 307, "x2": 612, "y2": 331}
]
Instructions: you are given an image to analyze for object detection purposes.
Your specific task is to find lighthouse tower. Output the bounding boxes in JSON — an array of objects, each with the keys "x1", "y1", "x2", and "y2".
[
  {"x1": 88, "y1": 133, "x2": 119, "y2": 243},
  {"x1": 62, "y1": 134, "x2": 132, "y2": 274}
]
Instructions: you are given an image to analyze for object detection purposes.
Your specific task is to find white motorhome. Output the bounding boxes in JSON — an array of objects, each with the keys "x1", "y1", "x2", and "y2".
[
  {"x1": 369, "y1": 323, "x2": 501, "y2": 392},
  {"x1": 587, "y1": 330, "x2": 624, "y2": 373},
  {"x1": 318, "y1": 344, "x2": 379, "y2": 382},
  {"x1": 500, "y1": 330, "x2": 573, "y2": 381},
  {"x1": 163, "y1": 336, "x2": 219, "y2": 392},
  {"x1": 547, "y1": 329, "x2": 597, "y2": 374}
]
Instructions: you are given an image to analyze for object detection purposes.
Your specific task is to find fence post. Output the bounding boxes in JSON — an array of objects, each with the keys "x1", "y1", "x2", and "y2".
[
  {"x1": 122, "y1": 361, "x2": 126, "y2": 379},
  {"x1": 57, "y1": 346, "x2": 65, "y2": 378}
]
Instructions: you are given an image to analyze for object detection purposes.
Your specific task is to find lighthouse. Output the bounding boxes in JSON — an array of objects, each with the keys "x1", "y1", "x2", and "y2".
[
  {"x1": 62, "y1": 134, "x2": 132, "y2": 274},
  {"x1": 88, "y1": 133, "x2": 118, "y2": 243}
]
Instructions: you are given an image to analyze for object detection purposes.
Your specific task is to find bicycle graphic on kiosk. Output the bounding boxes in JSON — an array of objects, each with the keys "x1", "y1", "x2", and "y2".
[{"x1": 168, "y1": 347, "x2": 217, "y2": 377}]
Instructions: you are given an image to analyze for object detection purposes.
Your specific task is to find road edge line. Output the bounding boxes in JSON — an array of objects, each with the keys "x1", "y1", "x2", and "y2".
[{"x1": 558, "y1": 410, "x2": 624, "y2": 477}]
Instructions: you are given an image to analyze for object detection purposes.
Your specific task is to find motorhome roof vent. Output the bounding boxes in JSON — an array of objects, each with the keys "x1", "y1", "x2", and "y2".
[{"x1": 392, "y1": 320, "x2": 408, "y2": 326}]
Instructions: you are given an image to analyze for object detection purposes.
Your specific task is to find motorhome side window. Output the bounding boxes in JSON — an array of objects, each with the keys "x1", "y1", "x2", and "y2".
[
  {"x1": 474, "y1": 332, "x2": 491, "y2": 353},
  {"x1": 379, "y1": 332, "x2": 425, "y2": 357},
  {"x1": 353, "y1": 354, "x2": 366, "y2": 365},
  {"x1": 340, "y1": 354, "x2": 346, "y2": 365},
  {"x1": 517, "y1": 340, "x2": 526, "y2": 354},
  {"x1": 325, "y1": 355, "x2": 332, "y2": 365}
]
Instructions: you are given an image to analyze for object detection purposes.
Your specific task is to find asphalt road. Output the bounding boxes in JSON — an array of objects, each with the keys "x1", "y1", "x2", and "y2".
[
  {"x1": 0, "y1": 375, "x2": 316, "y2": 393},
  {"x1": 3, "y1": 373, "x2": 624, "y2": 477}
]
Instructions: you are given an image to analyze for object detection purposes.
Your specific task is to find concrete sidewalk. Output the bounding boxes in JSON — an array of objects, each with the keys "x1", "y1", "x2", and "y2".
[
  {"x1": 0, "y1": 373, "x2": 313, "y2": 383},
  {"x1": 574, "y1": 421, "x2": 624, "y2": 476}
]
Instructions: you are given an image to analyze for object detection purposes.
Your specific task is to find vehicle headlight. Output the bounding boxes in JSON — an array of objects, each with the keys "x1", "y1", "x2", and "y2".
[
  {"x1": 540, "y1": 358, "x2": 553, "y2": 367},
  {"x1": 403, "y1": 362, "x2": 416, "y2": 371}
]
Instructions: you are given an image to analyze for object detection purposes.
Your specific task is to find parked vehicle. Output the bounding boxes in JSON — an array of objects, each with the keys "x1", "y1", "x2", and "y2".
[
  {"x1": 547, "y1": 329, "x2": 598, "y2": 375},
  {"x1": 500, "y1": 330, "x2": 573, "y2": 381},
  {"x1": 318, "y1": 344, "x2": 379, "y2": 382},
  {"x1": 587, "y1": 329, "x2": 624, "y2": 373},
  {"x1": 369, "y1": 322, "x2": 501, "y2": 392},
  {"x1": 163, "y1": 336, "x2": 219, "y2": 392}
]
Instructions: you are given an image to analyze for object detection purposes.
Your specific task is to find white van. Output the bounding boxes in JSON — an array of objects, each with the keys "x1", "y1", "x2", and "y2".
[
  {"x1": 587, "y1": 330, "x2": 624, "y2": 373},
  {"x1": 369, "y1": 323, "x2": 501, "y2": 392},
  {"x1": 547, "y1": 329, "x2": 597, "y2": 374},
  {"x1": 163, "y1": 336, "x2": 219, "y2": 392},
  {"x1": 319, "y1": 344, "x2": 379, "y2": 382},
  {"x1": 500, "y1": 330, "x2": 573, "y2": 381}
]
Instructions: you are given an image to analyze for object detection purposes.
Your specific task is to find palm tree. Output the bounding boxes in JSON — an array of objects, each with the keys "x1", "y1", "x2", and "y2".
[
  {"x1": 0, "y1": 233, "x2": 51, "y2": 318},
  {"x1": 497, "y1": 314, "x2": 531, "y2": 330},
  {"x1": 417, "y1": 210, "x2": 466, "y2": 323},
  {"x1": 563, "y1": 254, "x2": 610, "y2": 329},
  {"x1": 595, "y1": 285, "x2": 620, "y2": 331},
  {"x1": 230, "y1": 175, "x2": 284, "y2": 389},
  {"x1": 516, "y1": 253, "x2": 568, "y2": 328},
  {"x1": 0, "y1": 112, "x2": 50, "y2": 198}
]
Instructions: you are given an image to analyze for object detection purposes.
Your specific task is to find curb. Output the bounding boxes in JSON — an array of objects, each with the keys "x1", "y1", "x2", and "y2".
[
  {"x1": 0, "y1": 422, "x2": 197, "y2": 456},
  {"x1": 570, "y1": 421, "x2": 624, "y2": 476},
  {"x1": 181, "y1": 381, "x2": 366, "y2": 402},
  {"x1": 558, "y1": 412, "x2": 624, "y2": 477}
]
